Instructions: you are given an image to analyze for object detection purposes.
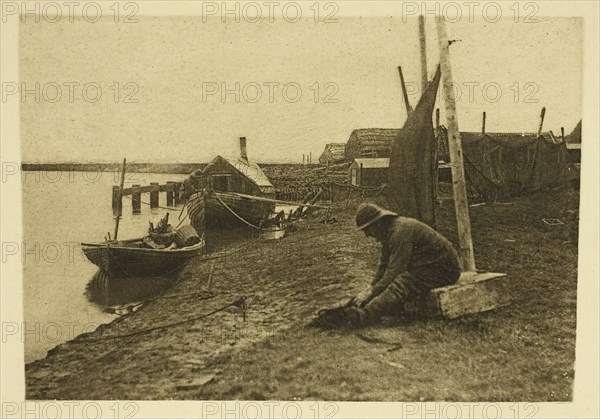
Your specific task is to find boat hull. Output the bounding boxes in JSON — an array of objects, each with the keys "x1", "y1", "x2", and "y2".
[
  {"x1": 186, "y1": 190, "x2": 275, "y2": 230},
  {"x1": 81, "y1": 238, "x2": 205, "y2": 277}
]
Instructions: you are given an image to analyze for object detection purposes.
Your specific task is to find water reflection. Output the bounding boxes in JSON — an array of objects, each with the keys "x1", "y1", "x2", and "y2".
[{"x1": 85, "y1": 269, "x2": 179, "y2": 309}]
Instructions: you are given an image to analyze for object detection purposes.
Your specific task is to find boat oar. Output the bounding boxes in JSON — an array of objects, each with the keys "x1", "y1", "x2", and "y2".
[{"x1": 113, "y1": 158, "x2": 127, "y2": 240}]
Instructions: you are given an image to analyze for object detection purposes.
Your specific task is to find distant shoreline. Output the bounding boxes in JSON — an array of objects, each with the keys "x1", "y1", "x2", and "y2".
[
  {"x1": 21, "y1": 163, "x2": 206, "y2": 174},
  {"x1": 21, "y1": 162, "x2": 313, "y2": 174}
]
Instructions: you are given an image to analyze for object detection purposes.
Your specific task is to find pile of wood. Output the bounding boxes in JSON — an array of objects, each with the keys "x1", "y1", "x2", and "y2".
[{"x1": 261, "y1": 164, "x2": 348, "y2": 201}]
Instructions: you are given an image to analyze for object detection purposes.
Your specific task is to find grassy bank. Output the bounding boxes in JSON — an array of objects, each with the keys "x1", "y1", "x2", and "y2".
[{"x1": 25, "y1": 185, "x2": 579, "y2": 401}]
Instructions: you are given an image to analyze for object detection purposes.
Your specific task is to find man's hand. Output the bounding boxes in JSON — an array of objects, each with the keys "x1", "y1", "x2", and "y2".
[{"x1": 352, "y1": 286, "x2": 373, "y2": 308}]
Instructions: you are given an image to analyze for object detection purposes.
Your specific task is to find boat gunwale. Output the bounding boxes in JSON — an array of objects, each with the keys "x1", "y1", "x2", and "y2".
[{"x1": 81, "y1": 238, "x2": 205, "y2": 254}]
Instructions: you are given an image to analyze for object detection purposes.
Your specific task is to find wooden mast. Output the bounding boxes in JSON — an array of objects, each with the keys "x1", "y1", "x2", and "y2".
[
  {"x1": 419, "y1": 15, "x2": 428, "y2": 89},
  {"x1": 397, "y1": 66, "x2": 412, "y2": 115},
  {"x1": 482, "y1": 111, "x2": 487, "y2": 135},
  {"x1": 436, "y1": 18, "x2": 476, "y2": 271},
  {"x1": 537, "y1": 107, "x2": 546, "y2": 136},
  {"x1": 113, "y1": 158, "x2": 127, "y2": 240}
]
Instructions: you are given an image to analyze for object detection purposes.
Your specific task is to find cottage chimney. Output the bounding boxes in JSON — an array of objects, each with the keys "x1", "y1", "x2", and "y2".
[
  {"x1": 537, "y1": 107, "x2": 546, "y2": 137},
  {"x1": 239, "y1": 137, "x2": 248, "y2": 162}
]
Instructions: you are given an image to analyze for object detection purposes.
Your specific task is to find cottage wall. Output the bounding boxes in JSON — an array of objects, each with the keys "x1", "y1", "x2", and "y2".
[{"x1": 349, "y1": 163, "x2": 388, "y2": 187}]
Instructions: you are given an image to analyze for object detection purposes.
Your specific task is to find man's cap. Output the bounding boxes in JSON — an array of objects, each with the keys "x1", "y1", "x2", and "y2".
[{"x1": 355, "y1": 203, "x2": 398, "y2": 230}]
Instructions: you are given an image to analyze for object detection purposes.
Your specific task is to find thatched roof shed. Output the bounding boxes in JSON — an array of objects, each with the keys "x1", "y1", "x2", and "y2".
[
  {"x1": 318, "y1": 143, "x2": 346, "y2": 164},
  {"x1": 344, "y1": 128, "x2": 400, "y2": 161}
]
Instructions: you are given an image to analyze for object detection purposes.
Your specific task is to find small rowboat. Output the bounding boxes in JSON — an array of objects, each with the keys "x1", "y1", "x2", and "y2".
[{"x1": 81, "y1": 238, "x2": 205, "y2": 277}]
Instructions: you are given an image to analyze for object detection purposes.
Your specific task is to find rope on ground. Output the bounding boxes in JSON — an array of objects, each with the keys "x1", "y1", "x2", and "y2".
[
  {"x1": 71, "y1": 296, "x2": 247, "y2": 343},
  {"x1": 198, "y1": 236, "x2": 263, "y2": 261},
  {"x1": 105, "y1": 290, "x2": 216, "y2": 316}
]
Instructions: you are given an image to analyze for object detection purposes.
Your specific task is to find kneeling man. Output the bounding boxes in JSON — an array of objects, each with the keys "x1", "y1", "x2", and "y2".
[{"x1": 344, "y1": 203, "x2": 461, "y2": 327}]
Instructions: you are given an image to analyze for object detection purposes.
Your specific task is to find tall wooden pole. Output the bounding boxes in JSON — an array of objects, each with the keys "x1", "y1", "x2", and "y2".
[
  {"x1": 436, "y1": 18, "x2": 476, "y2": 271},
  {"x1": 398, "y1": 66, "x2": 413, "y2": 115},
  {"x1": 419, "y1": 15, "x2": 428, "y2": 90},
  {"x1": 113, "y1": 158, "x2": 127, "y2": 240},
  {"x1": 482, "y1": 111, "x2": 486, "y2": 135},
  {"x1": 537, "y1": 107, "x2": 546, "y2": 136}
]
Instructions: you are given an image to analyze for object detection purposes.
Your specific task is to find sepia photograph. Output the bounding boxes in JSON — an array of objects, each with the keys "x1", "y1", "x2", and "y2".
[{"x1": 1, "y1": 1, "x2": 598, "y2": 417}]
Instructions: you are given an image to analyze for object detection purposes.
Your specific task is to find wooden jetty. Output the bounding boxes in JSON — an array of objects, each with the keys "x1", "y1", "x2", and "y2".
[{"x1": 112, "y1": 181, "x2": 184, "y2": 215}]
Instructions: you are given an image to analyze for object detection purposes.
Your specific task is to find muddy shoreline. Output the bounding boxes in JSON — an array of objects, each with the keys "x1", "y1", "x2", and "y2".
[{"x1": 26, "y1": 187, "x2": 579, "y2": 401}]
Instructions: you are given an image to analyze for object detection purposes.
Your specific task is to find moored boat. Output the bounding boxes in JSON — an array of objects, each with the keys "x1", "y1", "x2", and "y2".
[
  {"x1": 81, "y1": 237, "x2": 205, "y2": 277},
  {"x1": 182, "y1": 137, "x2": 277, "y2": 230},
  {"x1": 186, "y1": 188, "x2": 275, "y2": 230}
]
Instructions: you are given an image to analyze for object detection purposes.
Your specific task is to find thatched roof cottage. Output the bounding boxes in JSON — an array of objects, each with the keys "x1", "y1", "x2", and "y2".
[
  {"x1": 344, "y1": 128, "x2": 400, "y2": 161},
  {"x1": 318, "y1": 143, "x2": 346, "y2": 164}
]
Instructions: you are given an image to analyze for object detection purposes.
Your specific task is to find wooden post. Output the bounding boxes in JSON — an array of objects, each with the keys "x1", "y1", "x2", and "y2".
[
  {"x1": 132, "y1": 184, "x2": 141, "y2": 214},
  {"x1": 174, "y1": 182, "x2": 182, "y2": 205},
  {"x1": 303, "y1": 154, "x2": 305, "y2": 165},
  {"x1": 309, "y1": 152, "x2": 312, "y2": 165},
  {"x1": 418, "y1": 15, "x2": 428, "y2": 90},
  {"x1": 294, "y1": 190, "x2": 314, "y2": 218},
  {"x1": 345, "y1": 186, "x2": 353, "y2": 208},
  {"x1": 360, "y1": 163, "x2": 364, "y2": 187},
  {"x1": 112, "y1": 185, "x2": 122, "y2": 215},
  {"x1": 437, "y1": 18, "x2": 476, "y2": 271},
  {"x1": 537, "y1": 107, "x2": 546, "y2": 137},
  {"x1": 150, "y1": 182, "x2": 159, "y2": 209},
  {"x1": 482, "y1": 111, "x2": 486, "y2": 135},
  {"x1": 398, "y1": 66, "x2": 413, "y2": 115},
  {"x1": 561, "y1": 127, "x2": 565, "y2": 142},
  {"x1": 303, "y1": 188, "x2": 323, "y2": 216},
  {"x1": 113, "y1": 158, "x2": 126, "y2": 240},
  {"x1": 166, "y1": 181, "x2": 175, "y2": 206}
]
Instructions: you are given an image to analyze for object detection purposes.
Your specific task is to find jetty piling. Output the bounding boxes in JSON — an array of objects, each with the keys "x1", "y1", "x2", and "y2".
[
  {"x1": 166, "y1": 181, "x2": 175, "y2": 207},
  {"x1": 174, "y1": 184, "x2": 182, "y2": 205},
  {"x1": 132, "y1": 185, "x2": 142, "y2": 214},
  {"x1": 150, "y1": 182, "x2": 159, "y2": 209},
  {"x1": 112, "y1": 186, "x2": 122, "y2": 216}
]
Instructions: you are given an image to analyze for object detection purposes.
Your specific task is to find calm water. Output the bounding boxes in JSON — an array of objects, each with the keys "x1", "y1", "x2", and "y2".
[{"x1": 22, "y1": 170, "x2": 190, "y2": 363}]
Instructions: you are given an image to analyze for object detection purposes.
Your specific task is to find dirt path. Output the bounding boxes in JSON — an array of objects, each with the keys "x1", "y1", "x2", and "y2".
[{"x1": 26, "y1": 189, "x2": 579, "y2": 401}]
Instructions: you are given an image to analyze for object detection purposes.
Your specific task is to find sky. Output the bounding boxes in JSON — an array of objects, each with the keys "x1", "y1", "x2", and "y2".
[{"x1": 17, "y1": 9, "x2": 583, "y2": 163}]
